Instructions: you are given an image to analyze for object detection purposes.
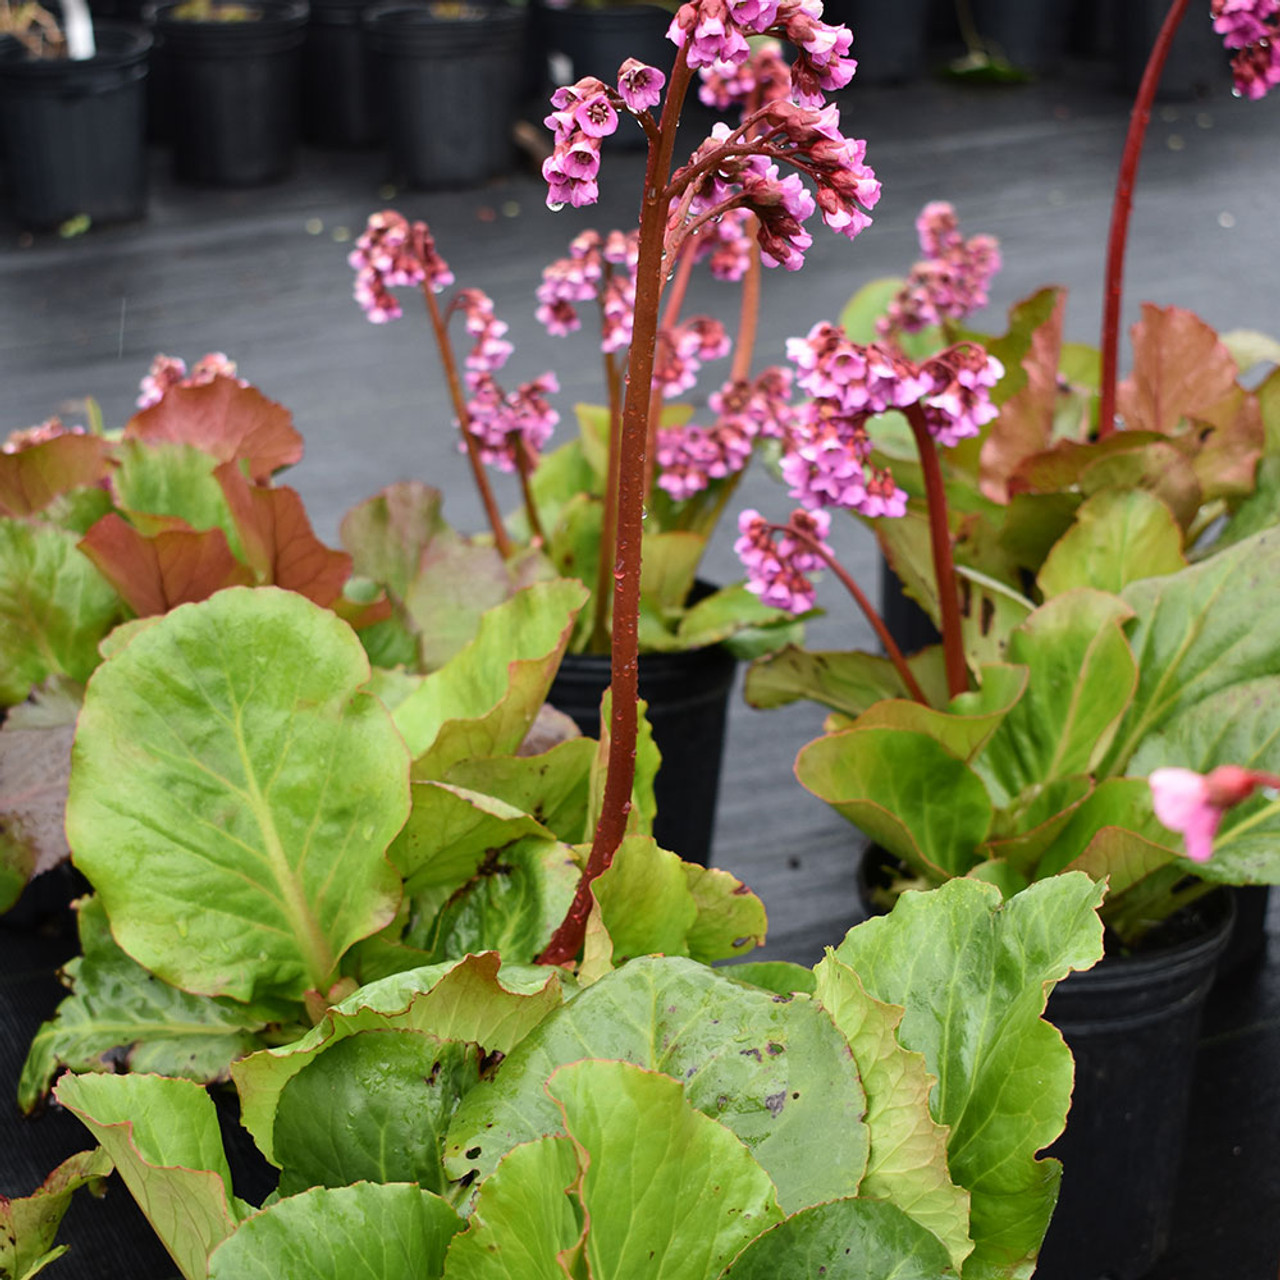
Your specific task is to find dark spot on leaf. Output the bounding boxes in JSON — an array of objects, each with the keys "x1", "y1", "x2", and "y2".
[
  {"x1": 457, "y1": 1169, "x2": 478, "y2": 1189},
  {"x1": 766, "y1": 1043, "x2": 784, "y2": 1056},
  {"x1": 980, "y1": 596, "x2": 996, "y2": 635},
  {"x1": 764, "y1": 1092, "x2": 786, "y2": 1118},
  {"x1": 479, "y1": 1049, "x2": 505, "y2": 1075},
  {"x1": 792, "y1": 1091, "x2": 800, "y2": 1099},
  {"x1": 717, "y1": 1094, "x2": 728, "y2": 1109},
  {"x1": 771, "y1": 994, "x2": 792, "y2": 1004},
  {"x1": 425, "y1": 1061, "x2": 441, "y2": 1086},
  {"x1": 465, "y1": 1146, "x2": 482, "y2": 1160},
  {"x1": 732, "y1": 937, "x2": 751, "y2": 949},
  {"x1": 731, "y1": 884, "x2": 750, "y2": 896},
  {"x1": 668, "y1": 1005, "x2": 678, "y2": 1014},
  {"x1": 740, "y1": 1047, "x2": 762, "y2": 1062},
  {"x1": 959, "y1": 576, "x2": 973, "y2": 617}
]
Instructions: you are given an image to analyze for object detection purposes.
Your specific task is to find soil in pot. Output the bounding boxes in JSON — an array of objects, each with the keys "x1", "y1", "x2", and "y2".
[
  {"x1": 153, "y1": 0, "x2": 307, "y2": 185},
  {"x1": 547, "y1": 638, "x2": 738, "y2": 867},
  {"x1": 0, "y1": 22, "x2": 151, "y2": 229},
  {"x1": 364, "y1": 1, "x2": 526, "y2": 188}
]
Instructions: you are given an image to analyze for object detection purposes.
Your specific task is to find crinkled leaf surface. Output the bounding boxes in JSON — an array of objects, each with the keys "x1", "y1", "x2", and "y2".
[
  {"x1": 233, "y1": 952, "x2": 563, "y2": 1162},
  {"x1": 813, "y1": 957, "x2": 972, "y2": 1271},
  {"x1": 833, "y1": 876, "x2": 1105, "y2": 1280},
  {"x1": 394, "y1": 580, "x2": 587, "y2": 772},
  {"x1": 0, "y1": 520, "x2": 122, "y2": 706},
  {"x1": 66, "y1": 587, "x2": 410, "y2": 1003},
  {"x1": 1037, "y1": 489, "x2": 1185, "y2": 597},
  {"x1": 55, "y1": 1072, "x2": 245, "y2": 1280},
  {"x1": 444, "y1": 956, "x2": 869, "y2": 1216},
  {"x1": 549, "y1": 1060, "x2": 784, "y2": 1280},
  {"x1": 18, "y1": 896, "x2": 273, "y2": 1114},
  {"x1": 0, "y1": 1146, "x2": 113, "y2": 1280},
  {"x1": 745, "y1": 644, "x2": 950, "y2": 716},
  {"x1": 1103, "y1": 527, "x2": 1280, "y2": 772},
  {"x1": 796, "y1": 727, "x2": 992, "y2": 879},
  {"x1": 206, "y1": 1183, "x2": 462, "y2": 1280},
  {"x1": 0, "y1": 434, "x2": 110, "y2": 519},
  {"x1": 718, "y1": 1198, "x2": 955, "y2": 1280}
]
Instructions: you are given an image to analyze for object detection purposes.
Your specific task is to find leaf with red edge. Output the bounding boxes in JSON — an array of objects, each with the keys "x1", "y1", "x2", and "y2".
[
  {"x1": 1186, "y1": 385, "x2": 1265, "y2": 500},
  {"x1": 78, "y1": 513, "x2": 252, "y2": 617},
  {"x1": 0, "y1": 434, "x2": 111, "y2": 518},
  {"x1": 123, "y1": 377, "x2": 303, "y2": 482},
  {"x1": 1117, "y1": 304, "x2": 1240, "y2": 436}
]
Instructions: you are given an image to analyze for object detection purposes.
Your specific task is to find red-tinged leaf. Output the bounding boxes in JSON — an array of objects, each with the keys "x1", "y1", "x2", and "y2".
[
  {"x1": 123, "y1": 377, "x2": 303, "y2": 481},
  {"x1": 980, "y1": 291, "x2": 1066, "y2": 504},
  {"x1": 215, "y1": 463, "x2": 352, "y2": 606},
  {"x1": 330, "y1": 591, "x2": 394, "y2": 631},
  {"x1": 1186, "y1": 385, "x2": 1265, "y2": 500},
  {"x1": 79, "y1": 513, "x2": 252, "y2": 617},
  {"x1": 1117, "y1": 303, "x2": 1240, "y2": 436},
  {"x1": 0, "y1": 433, "x2": 111, "y2": 517},
  {"x1": 1008, "y1": 431, "x2": 1166, "y2": 495},
  {"x1": 340, "y1": 482, "x2": 448, "y2": 600}
]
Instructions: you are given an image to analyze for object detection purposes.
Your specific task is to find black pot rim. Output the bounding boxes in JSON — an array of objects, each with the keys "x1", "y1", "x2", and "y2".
[
  {"x1": 0, "y1": 22, "x2": 152, "y2": 78},
  {"x1": 152, "y1": 0, "x2": 308, "y2": 40}
]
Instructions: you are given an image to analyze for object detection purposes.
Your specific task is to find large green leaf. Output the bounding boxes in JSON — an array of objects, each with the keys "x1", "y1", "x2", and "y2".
[
  {"x1": 744, "y1": 644, "x2": 951, "y2": 716},
  {"x1": 1037, "y1": 489, "x2": 1185, "y2": 597},
  {"x1": 55, "y1": 1072, "x2": 246, "y2": 1280},
  {"x1": 1036, "y1": 777, "x2": 1172, "y2": 879},
  {"x1": 441, "y1": 1136, "x2": 583, "y2": 1280},
  {"x1": 0, "y1": 1147, "x2": 113, "y2": 1280},
  {"x1": 1103, "y1": 527, "x2": 1280, "y2": 772},
  {"x1": 813, "y1": 958, "x2": 972, "y2": 1271},
  {"x1": 796, "y1": 727, "x2": 992, "y2": 879},
  {"x1": 833, "y1": 876, "x2": 1105, "y2": 1280},
  {"x1": 718, "y1": 1198, "x2": 955, "y2": 1280},
  {"x1": 18, "y1": 896, "x2": 274, "y2": 1114},
  {"x1": 394, "y1": 580, "x2": 588, "y2": 773},
  {"x1": 206, "y1": 1183, "x2": 462, "y2": 1280},
  {"x1": 444, "y1": 957, "x2": 870, "y2": 1216},
  {"x1": 0, "y1": 521, "x2": 122, "y2": 706},
  {"x1": 233, "y1": 952, "x2": 563, "y2": 1162},
  {"x1": 66, "y1": 587, "x2": 410, "y2": 1003},
  {"x1": 977, "y1": 591, "x2": 1137, "y2": 805},
  {"x1": 548, "y1": 1060, "x2": 785, "y2": 1280}
]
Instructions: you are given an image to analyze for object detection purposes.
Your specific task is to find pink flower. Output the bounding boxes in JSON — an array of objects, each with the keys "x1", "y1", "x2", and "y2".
[
  {"x1": 1210, "y1": 0, "x2": 1280, "y2": 97},
  {"x1": 137, "y1": 352, "x2": 247, "y2": 408},
  {"x1": 349, "y1": 211, "x2": 453, "y2": 322},
  {"x1": 2, "y1": 417, "x2": 86, "y2": 454},
  {"x1": 734, "y1": 507, "x2": 831, "y2": 613},
  {"x1": 617, "y1": 58, "x2": 665, "y2": 113},
  {"x1": 1149, "y1": 765, "x2": 1280, "y2": 863}
]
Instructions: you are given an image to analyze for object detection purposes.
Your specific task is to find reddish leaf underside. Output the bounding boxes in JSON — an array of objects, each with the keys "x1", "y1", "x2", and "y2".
[{"x1": 0, "y1": 434, "x2": 111, "y2": 517}]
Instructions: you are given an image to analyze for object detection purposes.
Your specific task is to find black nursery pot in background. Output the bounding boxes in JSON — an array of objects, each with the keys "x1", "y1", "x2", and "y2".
[
  {"x1": 820, "y1": 0, "x2": 931, "y2": 84},
  {"x1": 364, "y1": 2, "x2": 526, "y2": 190},
  {"x1": 302, "y1": 0, "x2": 379, "y2": 146},
  {"x1": 969, "y1": 0, "x2": 1070, "y2": 75},
  {"x1": 547, "y1": 641, "x2": 738, "y2": 867},
  {"x1": 153, "y1": 0, "x2": 308, "y2": 186},
  {"x1": 0, "y1": 23, "x2": 151, "y2": 229}
]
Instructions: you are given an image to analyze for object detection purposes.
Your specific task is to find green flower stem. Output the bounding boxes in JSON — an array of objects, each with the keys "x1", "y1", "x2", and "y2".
[
  {"x1": 1097, "y1": 0, "x2": 1190, "y2": 438},
  {"x1": 419, "y1": 279, "x2": 514, "y2": 559},
  {"x1": 540, "y1": 50, "x2": 696, "y2": 967},
  {"x1": 515, "y1": 445, "x2": 546, "y2": 546},
  {"x1": 904, "y1": 403, "x2": 968, "y2": 698}
]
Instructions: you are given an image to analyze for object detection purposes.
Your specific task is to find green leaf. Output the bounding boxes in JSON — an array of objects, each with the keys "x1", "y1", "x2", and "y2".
[
  {"x1": 640, "y1": 530, "x2": 705, "y2": 615},
  {"x1": 0, "y1": 434, "x2": 110, "y2": 519},
  {"x1": 1220, "y1": 327, "x2": 1280, "y2": 373},
  {"x1": 1103, "y1": 527, "x2": 1280, "y2": 772},
  {"x1": 549, "y1": 1060, "x2": 785, "y2": 1280},
  {"x1": 677, "y1": 584, "x2": 798, "y2": 650},
  {"x1": 1037, "y1": 489, "x2": 1185, "y2": 598},
  {"x1": 0, "y1": 521, "x2": 122, "y2": 706},
  {"x1": 18, "y1": 896, "x2": 272, "y2": 1114},
  {"x1": 813, "y1": 958, "x2": 972, "y2": 1271},
  {"x1": 55, "y1": 1072, "x2": 244, "y2": 1280},
  {"x1": 981, "y1": 775, "x2": 1095, "y2": 876},
  {"x1": 394, "y1": 580, "x2": 588, "y2": 773},
  {"x1": 683, "y1": 863, "x2": 769, "y2": 964},
  {"x1": 274, "y1": 1032, "x2": 481, "y2": 1197},
  {"x1": 977, "y1": 591, "x2": 1137, "y2": 804},
  {"x1": 722, "y1": 962, "x2": 816, "y2": 997},
  {"x1": 718, "y1": 1198, "x2": 956, "y2": 1280},
  {"x1": 1035, "y1": 777, "x2": 1171, "y2": 879},
  {"x1": 1212, "y1": 455, "x2": 1280, "y2": 555},
  {"x1": 445, "y1": 957, "x2": 869, "y2": 1215},
  {"x1": 0, "y1": 1148, "x2": 114, "y2": 1280},
  {"x1": 838, "y1": 277, "x2": 943, "y2": 362},
  {"x1": 233, "y1": 952, "x2": 563, "y2": 1163},
  {"x1": 833, "y1": 876, "x2": 1106, "y2": 1280},
  {"x1": 585, "y1": 690, "x2": 660, "y2": 841},
  {"x1": 339, "y1": 481, "x2": 447, "y2": 601},
  {"x1": 796, "y1": 727, "x2": 992, "y2": 879},
  {"x1": 441, "y1": 1136, "x2": 583, "y2": 1280},
  {"x1": 591, "y1": 835, "x2": 697, "y2": 960},
  {"x1": 66, "y1": 587, "x2": 410, "y2": 1003},
  {"x1": 745, "y1": 645, "x2": 950, "y2": 716},
  {"x1": 544, "y1": 495, "x2": 602, "y2": 650},
  {"x1": 207, "y1": 1183, "x2": 462, "y2": 1280}
]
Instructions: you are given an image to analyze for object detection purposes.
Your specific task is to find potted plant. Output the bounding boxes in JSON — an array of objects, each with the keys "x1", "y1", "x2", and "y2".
[{"x1": 0, "y1": 0, "x2": 151, "y2": 227}]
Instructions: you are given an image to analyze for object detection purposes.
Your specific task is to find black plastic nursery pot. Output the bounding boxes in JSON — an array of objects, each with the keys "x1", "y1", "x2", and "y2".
[
  {"x1": 153, "y1": 0, "x2": 308, "y2": 186},
  {"x1": 1114, "y1": 0, "x2": 1231, "y2": 100},
  {"x1": 820, "y1": 0, "x2": 930, "y2": 84},
  {"x1": 302, "y1": 0, "x2": 379, "y2": 146},
  {"x1": 968, "y1": 0, "x2": 1070, "y2": 75},
  {"x1": 1035, "y1": 892, "x2": 1235, "y2": 1280},
  {"x1": 364, "y1": 2, "x2": 526, "y2": 190},
  {"x1": 0, "y1": 23, "x2": 151, "y2": 229},
  {"x1": 547, "y1": 640, "x2": 738, "y2": 867},
  {"x1": 878, "y1": 555, "x2": 940, "y2": 657}
]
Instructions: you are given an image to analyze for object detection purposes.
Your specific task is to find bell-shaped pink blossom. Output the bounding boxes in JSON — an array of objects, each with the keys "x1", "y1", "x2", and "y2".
[
  {"x1": 617, "y1": 58, "x2": 665, "y2": 113},
  {"x1": 1150, "y1": 764, "x2": 1280, "y2": 863}
]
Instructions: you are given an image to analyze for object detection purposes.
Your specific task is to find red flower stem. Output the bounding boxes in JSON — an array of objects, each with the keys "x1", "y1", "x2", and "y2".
[
  {"x1": 768, "y1": 522, "x2": 928, "y2": 704},
  {"x1": 904, "y1": 403, "x2": 968, "y2": 698},
  {"x1": 539, "y1": 51, "x2": 695, "y2": 968},
  {"x1": 1097, "y1": 0, "x2": 1190, "y2": 438},
  {"x1": 592, "y1": 338, "x2": 625, "y2": 653},
  {"x1": 730, "y1": 225, "x2": 762, "y2": 382},
  {"x1": 419, "y1": 281, "x2": 513, "y2": 559}
]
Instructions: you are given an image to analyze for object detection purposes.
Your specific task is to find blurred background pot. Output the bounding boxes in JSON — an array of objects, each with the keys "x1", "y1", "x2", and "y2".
[
  {"x1": 302, "y1": 0, "x2": 378, "y2": 146},
  {"x1": 822, "y1": 0, "x2": 931, "y2": 84}
]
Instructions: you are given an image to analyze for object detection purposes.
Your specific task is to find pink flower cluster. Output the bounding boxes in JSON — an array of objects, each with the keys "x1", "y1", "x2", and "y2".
[
  {"x1": 535, "y1": 230, "x2": 639, "y2": 352},
  {"x1": 137, "y1": 352, "x2": 244, "y2": 410},
  {"x1": 879, "y1": 202, "x2": 1002, "y2": 338},
  {"x1": 2, "y1": 417, "x2": 86, "y2": 455},
  {"x1": 734, "y1": 506, "x2": 831, "y2": 612},
  {"x1": 779, "y1": 323, "x2": 1003, "y2": 517},
  {"x1": 698, "y1": 38, "x2": 792, "y2": 113},
  {"x1": 1150, "y1": 765, "x2": 1280, "y2": 863},
  {"x1": 691, "y1": 207, "x2": 758, "y2": 281},
  {"x1": 1212, "y1": 0, "x2": 1280, "y2": 98},
  {"x1": 655, "y1": 316, "x2": 732, "y2": 398},
  {"x1": 656, "y1": 366, "x2": 793, "y2": 499},
  {"x1": 349, "y1": 211, "x2": 454, "y2": 323},
  {"x1": 542, "y1": 61, "x2": 666, "y2": 209}
]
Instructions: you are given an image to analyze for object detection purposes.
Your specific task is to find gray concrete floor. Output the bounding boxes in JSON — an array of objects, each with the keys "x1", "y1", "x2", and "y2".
[{"x1": 2, "y1": 50, "x2": 1279, "y2": 1280}]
